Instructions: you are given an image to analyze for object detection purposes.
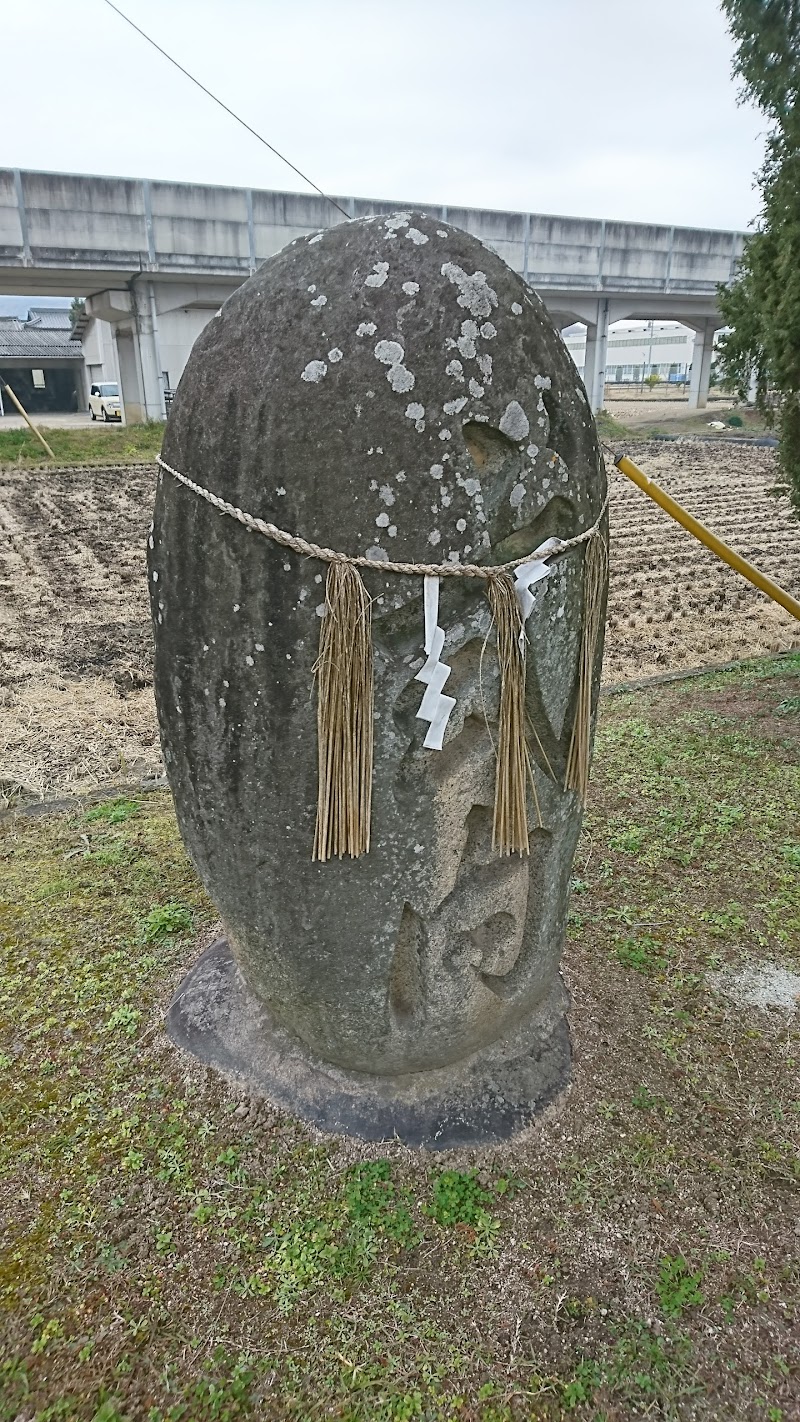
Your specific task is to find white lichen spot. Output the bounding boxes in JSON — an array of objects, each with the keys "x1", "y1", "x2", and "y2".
[
  {"x1": 379, "y1": 485, "x2": 395, "y2": 505},
  {"x1": 463, "y1": 477, "x2": 481, "y2": 496},
  {"x1": 152, "y1": 570, "x2": 158, "y2": 582},
  {"x1": 218, "y1": 697, "x2": 226, "y2": 708},
  {"x1": 439, "y1": 428, "x2": 452, "y2": 441},
  {"x1": 456, "y1": 517, "x2": 467, "y2": 532},
  {"x1": 388, "y1": 525, "x2": 397, "y2": 537},
  {"x1": 430, "y1": 463, "x2": 444, "y2": 479},
  {"x1": 308, "y1": 232, "x2": 324, "y2": 244},
  {"x1": 307, "y1": 284, "x2": 317, "y2": 293},
  {"x1": 534, "y1": 374, "x2": 552, "y2": 390},
  {"x1": 375, "y1": 339, "x2": 404, "y2": 366},
  {"x1": 328, "y1": 347, "x2": 343, "y2": 363},
  {"x1": 376, "y1": 511, "x2": 390, "y2": 527},
  {"x1": 301, "y1": 360, "x2": 327, "y2": 383},
  {"x1": 445, "y1": 359, "x2": 464, "y2": 380},
  {"x1": 365, "y1": 262, "x2": 389, "y2": 288},
  {"x1": 316, "y1": 603, "x2": 327, "y2": 617},
  {"x1": 388, "y1": 364, "x2": 415, "y2": 392},
  {"x1": 441, "y1": 263, "x2": 498, "y2": 318},
  {"x1": 406, "y1": 228, "x2": 428, "y2": 245},
  {"x1": 527, "y1": 444, "x2": 539, "y2": 458},
  {"x1": 436, "y1": 229, "x2": 448, "y2": 238},
  {"x1": 405, "y1": 402, "x2": 425, "y2": 421},
  {"x1": 310, "y1": 294, "x2": 327, "y2": 307},
  {"x1": 245, "y1": 654, "x2": 254, "y2": 666},
  {"x1": 428, "y1": 529, "x2": 441, "y2": 546},
  {"x1": 477, "y1": 353, "x2": 493, "y2": 381},
  {"x1": 402, "y1": 281, "x2": 420, "y2": 296},
  {"x1": 440, "y1": 490, "x2": 452, "y2": 507},
  {"x1": 447, "y1": 551, "x2": 460, "y2": 564},
  {"x1": 396, "y1": 470, "x2": 406, "y2": 482},
  {"x1": 480, "y1": 322, "x2": 497, "y2": 339},
  {"x1": 255, "y1": 643, "x2": 264, "y2": 652},
  {"x1": 384, "y1": 214, "x2": 410, "y2": 231},
  {"x1": 468, "y1": 378, "x2": 485, "y2": 399},
  {"x1": 457, "y1": 334, "x2": 476, "y2": 359},
  {"x1": 276, "y1": 486, "x2": 286, "y2": 495},
  {"x1": 443, "y1": 397, "x2": 467, "y2": 415},
  {"x1": 510, "y1": 483, "x2": 526, "y2": 509},
  {"x1": 499, "y1": 400, "x2": 530, "y2": 441},
  {"x1": 356, "y1": 321, "x2": 377, "y2": 337},
  {"x1": 511, "y1": 301, "x2": 523, "y2": 315},
  {"x1": 366, "y1": 546, "x2": 389, "y2": 562}
]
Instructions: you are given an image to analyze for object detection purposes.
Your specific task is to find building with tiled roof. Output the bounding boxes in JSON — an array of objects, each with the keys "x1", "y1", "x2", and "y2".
[{"x1": 0, "y1": 305, "x2": 86, "y2": 414}]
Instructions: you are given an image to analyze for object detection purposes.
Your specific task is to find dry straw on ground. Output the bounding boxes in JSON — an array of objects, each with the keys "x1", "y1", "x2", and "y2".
[{"x1": 1, "y1": 442, "x2": 798, "y2": 804}]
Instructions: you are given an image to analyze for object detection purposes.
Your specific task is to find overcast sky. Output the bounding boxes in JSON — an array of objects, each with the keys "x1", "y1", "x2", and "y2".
[{"x1": 7, "y1": 0, "x2": 766, "y2": 232}]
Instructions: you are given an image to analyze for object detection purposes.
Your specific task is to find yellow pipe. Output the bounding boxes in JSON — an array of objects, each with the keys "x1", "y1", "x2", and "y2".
[
  {"x1": 614, "y1": 453, "x2": 800, "y2": 624},
  {"x1": 1, "y1": 380, "x2": 56, "y2": 460}
]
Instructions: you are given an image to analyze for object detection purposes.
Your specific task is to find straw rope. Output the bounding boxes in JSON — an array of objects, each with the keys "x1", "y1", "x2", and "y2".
[{"x1": 156, "y1": 455, "x2": 608, "y2": 577}]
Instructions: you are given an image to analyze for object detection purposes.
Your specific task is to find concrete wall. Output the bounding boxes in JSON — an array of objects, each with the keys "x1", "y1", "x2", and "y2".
[
  {"x1": 0, "y1": 168, "x2": 747, "y2": 416},
  {"x1": 0, "y1": 168, "x2": 745, "y2": 302}
]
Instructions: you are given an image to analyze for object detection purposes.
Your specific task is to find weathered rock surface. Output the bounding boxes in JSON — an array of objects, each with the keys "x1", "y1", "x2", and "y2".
[{"x1": 149, "y1": 209, "x2": 606, "y2": 1144}]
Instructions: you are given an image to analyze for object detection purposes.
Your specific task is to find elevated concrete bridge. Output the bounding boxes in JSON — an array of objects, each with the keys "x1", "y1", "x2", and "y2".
[{"x1": 0, "y1": 168, "x2": 745, "y2": 419}]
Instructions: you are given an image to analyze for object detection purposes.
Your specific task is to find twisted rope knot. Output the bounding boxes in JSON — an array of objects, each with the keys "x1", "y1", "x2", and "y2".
[{"x1": 156, "y1": 454, "x2": 608, "y2": 577}]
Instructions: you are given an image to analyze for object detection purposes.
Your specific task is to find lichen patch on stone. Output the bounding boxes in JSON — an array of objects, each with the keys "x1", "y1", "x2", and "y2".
[
  {"x1": 441, "y1": 263, "x2": 498, "y2": 319},
  {"x1": 499, "y1": 401, "x2": 530, "y2": 441},
  {"x1": 365, "y1": 263, "x2": 390, "y2": 288}
]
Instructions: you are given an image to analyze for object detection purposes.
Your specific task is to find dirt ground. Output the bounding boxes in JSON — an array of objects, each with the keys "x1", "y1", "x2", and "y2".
[
  {"x1": 605, "y1": 394, "x2": 737, "y2": 431},
  {"x1": 1, "y1": 443, "x2": 798, "y2": 804},
  {"x1": 2, "y1": 659, "x2": 799, "y2": 1419}
]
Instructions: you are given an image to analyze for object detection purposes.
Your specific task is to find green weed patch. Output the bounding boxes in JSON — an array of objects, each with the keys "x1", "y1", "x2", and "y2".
[{"x1": 1, "y1": 656, "x2": 799, "y2": 1419}]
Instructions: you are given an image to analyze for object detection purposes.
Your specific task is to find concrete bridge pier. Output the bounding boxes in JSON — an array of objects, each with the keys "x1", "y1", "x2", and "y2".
[
  {"x1": 582, "y1": 297, "x2": 610, "y2": 414},
  {"x1": 687, "y1": 318, "x2": 718, "y2": 410},
  {"x1": 86, "y1": 279, "x2": 227, "y2": 424}
]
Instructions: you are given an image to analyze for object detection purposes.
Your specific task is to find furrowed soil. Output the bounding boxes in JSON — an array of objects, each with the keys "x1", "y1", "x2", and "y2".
[
  {"x1": 0, "y1": 442, "x2": 798, "y2": 803},
  {"x1": 1, "y1": 656, "x2": 799, "y2": 1420}
]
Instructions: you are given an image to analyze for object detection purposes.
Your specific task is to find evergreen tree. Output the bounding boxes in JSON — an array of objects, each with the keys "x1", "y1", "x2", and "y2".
[{"x1": 718, "y1": 0, "x2": 800, "y2": 511}]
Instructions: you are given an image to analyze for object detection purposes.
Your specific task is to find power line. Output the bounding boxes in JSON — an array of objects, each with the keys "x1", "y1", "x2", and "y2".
[{"x1": 102, "y1": 0, "x2": 350, "y2": 220}]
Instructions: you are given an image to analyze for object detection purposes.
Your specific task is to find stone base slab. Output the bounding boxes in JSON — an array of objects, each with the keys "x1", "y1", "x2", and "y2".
[{"x1": 166, "y1": 939, "x2": 571, "y2": 1150}]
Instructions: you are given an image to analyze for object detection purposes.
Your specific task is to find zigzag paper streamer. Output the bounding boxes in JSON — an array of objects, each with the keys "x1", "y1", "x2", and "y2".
[
  {"x1": 415, "y1": 576, "x2": 456, "y2": 750},
  {"x1": 513, "y1": 537, "x2": 562, "y2": 650}
]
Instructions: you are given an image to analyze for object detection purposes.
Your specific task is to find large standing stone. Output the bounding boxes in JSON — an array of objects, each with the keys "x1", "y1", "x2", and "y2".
[{"x1": 149, "y1": 210, "x2": 607, "y2": 1146}]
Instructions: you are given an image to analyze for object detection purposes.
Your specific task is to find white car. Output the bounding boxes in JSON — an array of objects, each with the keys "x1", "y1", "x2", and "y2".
[{"x1": 89, "y1": 382, "x2": 122, "y2": 421}]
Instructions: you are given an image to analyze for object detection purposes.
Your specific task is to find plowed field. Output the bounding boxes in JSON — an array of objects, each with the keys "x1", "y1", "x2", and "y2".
[{"x1": 1, "y1": 443, "x2": 798, "y2": 803}]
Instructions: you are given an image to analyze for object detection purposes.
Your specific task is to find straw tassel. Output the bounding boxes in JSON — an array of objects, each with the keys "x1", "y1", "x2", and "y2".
[
  {"x1": 312, "y1": 562, "x2": 374, "y2": 860},
  {"x1": 565, "y1": 530, "x2": 608, "y2": 803},
  {"x1": 487, "y1": 573, "x2": 531, "y2": 855}
]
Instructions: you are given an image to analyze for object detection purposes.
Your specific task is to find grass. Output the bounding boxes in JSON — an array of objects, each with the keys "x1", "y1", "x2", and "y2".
[
  {"x1": 1, "y1": 656, "x2": 799, "y2": 1419},
  {"x1": 0, "y1": 422, "x2": 163, "y2": 466},
  {"x1": 595, "y1": 408, "x2": 633, "y2": 441}
]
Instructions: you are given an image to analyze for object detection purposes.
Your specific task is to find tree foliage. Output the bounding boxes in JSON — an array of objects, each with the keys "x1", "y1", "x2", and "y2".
[{"x1": 717, "y1": 0, "x2": 800, "y2": 510}]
